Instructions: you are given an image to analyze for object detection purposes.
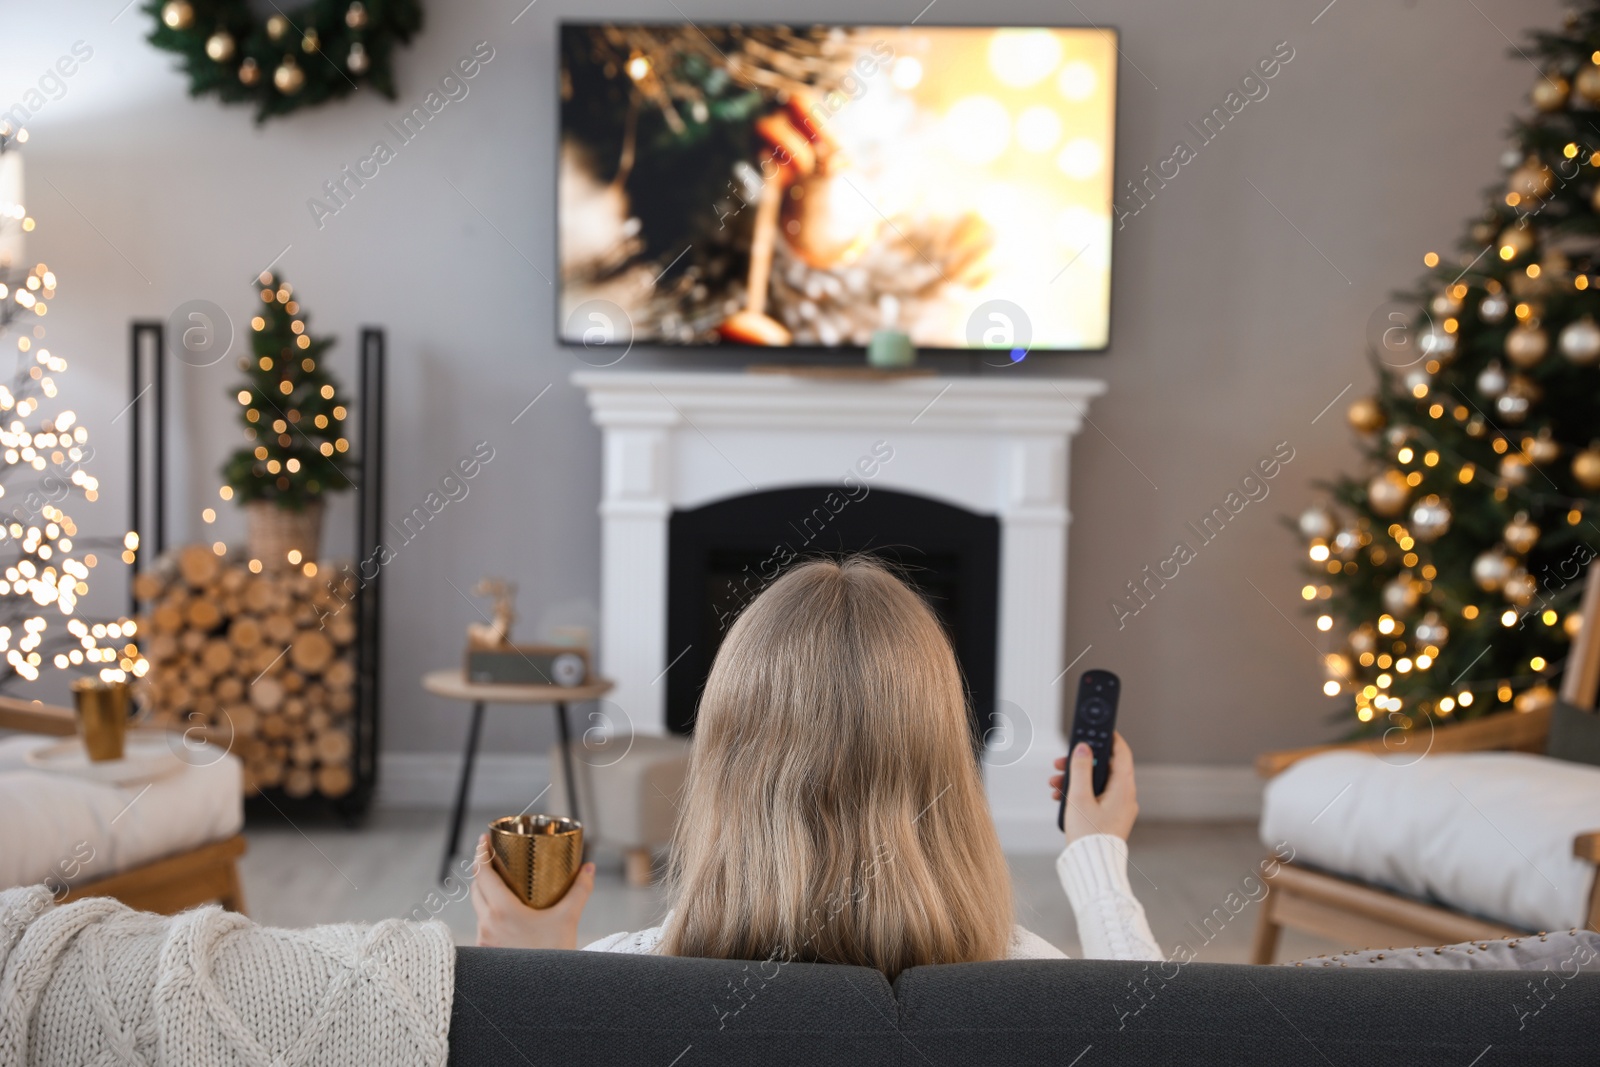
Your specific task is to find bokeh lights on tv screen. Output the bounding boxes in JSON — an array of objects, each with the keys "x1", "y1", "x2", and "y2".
[{"x1": 559, "y1": 24, "x2": 1117, "y2": 353}]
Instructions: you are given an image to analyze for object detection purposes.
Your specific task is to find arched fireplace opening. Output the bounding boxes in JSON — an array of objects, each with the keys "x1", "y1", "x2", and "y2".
[{"x1": 665, "y1": 485, "x2": 1000, "y2": 750}]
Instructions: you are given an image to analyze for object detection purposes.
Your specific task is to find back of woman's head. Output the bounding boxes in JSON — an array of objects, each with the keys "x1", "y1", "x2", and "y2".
[{"x1": 660, "y1": 555, "x2": 1013, "y2": 977}]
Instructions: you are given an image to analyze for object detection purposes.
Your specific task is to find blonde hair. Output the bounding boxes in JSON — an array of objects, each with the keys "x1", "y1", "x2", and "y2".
[{"x1": 659, "y1": 556, "x2": 1013, "y2": 978}]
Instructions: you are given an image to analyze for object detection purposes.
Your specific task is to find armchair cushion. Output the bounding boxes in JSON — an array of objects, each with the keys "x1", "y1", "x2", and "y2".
[
  {"x1": 0, "y1": 734, "x2": 242, "y2": 891},
  {"x1": 1260, "y1": 750, "x2": 1600, "y2": 931}
]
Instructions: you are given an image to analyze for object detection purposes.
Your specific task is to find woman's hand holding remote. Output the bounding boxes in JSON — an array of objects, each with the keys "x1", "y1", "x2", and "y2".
[
  {"x1": 470, "y1": 833, "x2": 596, "y2": 950},
  {"x1": 1049, "y1": 731, "x2": 1139, "y2": 845}
]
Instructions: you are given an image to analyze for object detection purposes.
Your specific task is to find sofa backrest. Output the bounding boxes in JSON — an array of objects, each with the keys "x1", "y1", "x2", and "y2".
[{"x1": 449, "y1": 947, "x2": 1600, "y2": 1066}]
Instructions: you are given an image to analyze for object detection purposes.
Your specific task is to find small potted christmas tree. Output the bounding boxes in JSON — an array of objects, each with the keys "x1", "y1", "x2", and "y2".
[{"x1": 223, "y1": 272, "x2": 352, "y2": 568}]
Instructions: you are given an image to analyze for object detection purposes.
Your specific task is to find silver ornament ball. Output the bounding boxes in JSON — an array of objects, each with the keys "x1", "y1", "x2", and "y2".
[
  {"x1": 1409, "y1": 495, "x2": 1452, "y2": 542},
  {"x1": 1476, "y1": 361, "x2": 1508, "y2": 398},
  {"x1": 1479, "y1": 292, "x2": 1510, "y2": 323},
  {"x1": 1331, "y1": 526, "x2": 1362, "y2": 560},
  {"x1": 1472, "y1": 549, "x2": 1513, "y2": 591},
  {"x1": 1414, "y1": 611, "x2": 1449, "y2": 647},
  {"x1": 1299, "y1": 505, "x2": 1337, "y2": 541},
  {"x1": 1559, "y1": 315, "x2": 1600, "y2": 364},
  {"x1": 1383, "y1": 577, "x2": 1420, "y2": 615}
]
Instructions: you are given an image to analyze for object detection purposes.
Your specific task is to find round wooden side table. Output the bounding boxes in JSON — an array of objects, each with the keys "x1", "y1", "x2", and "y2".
[{"x1": 422, "y1": 669, "x2": 613, "y2": 883}]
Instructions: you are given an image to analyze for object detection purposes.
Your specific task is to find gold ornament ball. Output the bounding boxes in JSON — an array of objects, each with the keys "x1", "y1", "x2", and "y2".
[
  {"x1": 1504, "y1": 568, "x2": 1538, "y2": 607},
  {"x1": 238, "y1": 57, "x2": 261, "y2": 85},
  {"x1": 302, "y1": 29, "x2": 321, "y2": 54},
  {"x1": 205, "y1": 31, "x2": 236, "y2": 63},
  {"x1": 1577, "y1": 63, "x2": 1600, "y2": 103},
  {"x1": 1367, "y1": 469, "x2": 1410, "y2": 517},
  {"x1": 1527, "y1": 429, "x2": 1561, "y2": 466},
  {"x1": 1504, "y1": 511, "x2": 1540, "y2": 555},
  {"x1": 347, "y1": 42, "x2": 370, "y2": 74},
  {"x1": 1532, "y1": 74, "x2": 1570, "y2": 111},
  {"x1": 780, "y1": 172, "x2": 882, "y2": 270},
  {"x1": 1500, "y1": 453, "x2": 1531, "y2": 486},
  {"x1": 1514, "y1": 684, "x2": 1557, "y2": 714},
  {"x1": 161, "y1": 0, "x2": 194, "y2": 30},
  {"x1": 1505, "y1": 323, "x2": 1549, "y2": 368},
  {"x1": 274, "y1": 56, "x2": 305, "y2": 94},
  {"x1": 1559, "y1": 315, "x2": 1600, "y2": 364},
  {"x1": 346, "y1": 2, "x2": 369, "y2": 28},
  {"x1": 1347, "y1": 396, "x2": 1386, "y2": 434},
  {"x1": 267, "y1": 14, "x2": 290, "y2": 40},
  {"x1": 1509, "y1": 159, "x2": 1554, "y2": 201},
  {"x1": 1574, "y1": 444, "x2": 1600, "y2": 490},
  {"x1": 1498, "y1": 224, "x2": 1535, "y2": 260}
]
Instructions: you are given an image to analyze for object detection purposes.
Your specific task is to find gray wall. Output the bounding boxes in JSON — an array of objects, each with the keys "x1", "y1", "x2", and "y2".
[{"x1": 4, "y1": 0, "x2": 1560, "y2": 764}]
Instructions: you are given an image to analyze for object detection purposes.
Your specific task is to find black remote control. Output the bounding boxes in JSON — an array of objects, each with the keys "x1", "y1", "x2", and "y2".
[{"x1": 1056, "y1": 669, "x2": 1120, "y2": 833}]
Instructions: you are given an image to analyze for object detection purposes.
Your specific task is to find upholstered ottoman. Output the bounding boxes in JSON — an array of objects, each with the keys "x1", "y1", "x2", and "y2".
[
  {"x1": 1260, "y1": 750, "x2": 1600, "y2": 933},
  {"x1": 548, "y1": 733, "x2": 690, "y2": 885},
  {"x1": 0, "y1": 732, "x2": 245, "y2": 911}
]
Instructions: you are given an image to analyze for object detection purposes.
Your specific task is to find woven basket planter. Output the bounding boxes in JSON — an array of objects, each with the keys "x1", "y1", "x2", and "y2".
[{"x1": 246, "y1": 500, "x2": 325, "y2": 569}]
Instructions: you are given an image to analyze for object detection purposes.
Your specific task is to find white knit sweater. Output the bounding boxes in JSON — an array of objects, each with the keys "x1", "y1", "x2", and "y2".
[
  {"x1": 0, "y1": 884, "x2": 455, "y2": 1067},
  {"x1": 585, "y1": 834, "x2": 1163, "y2": 961}
]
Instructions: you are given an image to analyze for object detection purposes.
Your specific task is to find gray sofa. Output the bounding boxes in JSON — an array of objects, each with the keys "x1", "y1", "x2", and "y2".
[{"x1": 448, "y1": 947, "x2": 1600, "y2": 1065}]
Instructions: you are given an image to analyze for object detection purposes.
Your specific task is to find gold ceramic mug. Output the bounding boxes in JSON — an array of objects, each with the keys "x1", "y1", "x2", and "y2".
[
  {"x1": 488, "y1": 815, "x2": 583, "y2": 908},
  {"x1": 71, "y1": 678, "x2": 130, "y2": 762}
]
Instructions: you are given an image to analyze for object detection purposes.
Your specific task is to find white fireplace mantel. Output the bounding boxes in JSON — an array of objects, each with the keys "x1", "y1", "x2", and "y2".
[{"x1": 573, "y1": 369, "x2": 1107, "y2": 849}]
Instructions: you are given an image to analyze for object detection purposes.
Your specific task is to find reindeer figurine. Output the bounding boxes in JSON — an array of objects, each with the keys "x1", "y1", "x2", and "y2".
[{"x1": 467, "y1": 577, "x2": 517, "y2": 649}]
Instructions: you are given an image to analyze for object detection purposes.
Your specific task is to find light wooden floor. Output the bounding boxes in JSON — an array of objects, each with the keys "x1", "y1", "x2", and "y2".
[{"x1": 238, "y1": 809, "x2": 1346, "y2": 962}]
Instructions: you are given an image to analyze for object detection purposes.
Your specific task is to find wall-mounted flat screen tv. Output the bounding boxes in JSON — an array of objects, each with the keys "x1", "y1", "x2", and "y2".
[{"x1": 559, "y1": 23, "x2": 1117, "y2": 354}]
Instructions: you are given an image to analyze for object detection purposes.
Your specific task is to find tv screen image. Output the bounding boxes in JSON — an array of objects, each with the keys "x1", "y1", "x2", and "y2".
[{"x1": 559, "y1": 24, "x2": 1117, "y2": 354}]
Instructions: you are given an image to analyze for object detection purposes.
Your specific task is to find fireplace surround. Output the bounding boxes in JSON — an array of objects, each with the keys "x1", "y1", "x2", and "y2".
[{"x1": 573, "y1": 370, "x2": 1106, "y2": 848}]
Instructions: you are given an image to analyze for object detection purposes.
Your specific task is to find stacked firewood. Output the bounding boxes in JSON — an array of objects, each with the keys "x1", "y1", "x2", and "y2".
[{"x1": 134, "y1": 544, "x2": 359, "y2": 798}]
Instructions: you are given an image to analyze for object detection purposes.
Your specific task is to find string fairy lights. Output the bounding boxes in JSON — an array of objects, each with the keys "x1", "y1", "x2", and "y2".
[{"x1": 0, "y1": 124, "x2": 143, "y2": 685}]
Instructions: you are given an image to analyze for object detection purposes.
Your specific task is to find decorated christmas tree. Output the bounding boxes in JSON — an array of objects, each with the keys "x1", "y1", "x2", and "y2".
[
  {"x1": 223, "y1": 273, "x2": 351, "y2": 567},
  {"x1": 0, "y1": 125, "x2": 141, "y2": 687},
  {"x1": 1303, "y1": 6, "x2": 1600, "y2": 733}
]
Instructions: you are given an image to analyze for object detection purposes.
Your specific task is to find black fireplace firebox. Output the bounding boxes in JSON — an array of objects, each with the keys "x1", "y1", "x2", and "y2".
[{"x1": 665, "y1": 486, "x2": 1000, "y2": 749}]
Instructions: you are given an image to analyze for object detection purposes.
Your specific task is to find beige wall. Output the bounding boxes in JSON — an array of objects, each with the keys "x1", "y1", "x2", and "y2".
[{"x1": 4, "y1": 0, "x2": 1562, "y2": 763}]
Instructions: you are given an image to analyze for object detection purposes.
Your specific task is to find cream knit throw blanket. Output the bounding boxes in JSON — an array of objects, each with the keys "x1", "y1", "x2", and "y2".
[{"x1": 0, "y1": 885, "x2": 454, "y2": 1067}]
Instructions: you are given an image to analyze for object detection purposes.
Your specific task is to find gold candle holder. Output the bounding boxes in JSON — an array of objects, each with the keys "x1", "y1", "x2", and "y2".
[
  {"x1": 71, "y1": 677, "x2": 130, "y2": 762},
  {"x1": 488, "y1": 814, "x2": 583, "y2": 909}
]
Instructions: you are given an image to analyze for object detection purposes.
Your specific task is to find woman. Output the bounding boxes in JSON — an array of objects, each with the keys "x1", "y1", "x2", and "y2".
[{"x1": 472, "y1": 557, "x2": 1160, "y2": 972}]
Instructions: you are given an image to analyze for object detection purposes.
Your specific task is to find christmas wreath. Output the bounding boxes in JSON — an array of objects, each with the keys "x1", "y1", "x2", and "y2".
[{"x1": 143, "y1": 0, "x2": 423, "y2": 122}]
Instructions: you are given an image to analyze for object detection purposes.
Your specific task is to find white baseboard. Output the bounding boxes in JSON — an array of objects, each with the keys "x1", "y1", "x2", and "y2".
[
  {"x1": 377, "y1": 751, "x2": 1261, "y2": 851},
  {"x1": 1135, "y1": 763, "x2": 1264, "y2": 821}
]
